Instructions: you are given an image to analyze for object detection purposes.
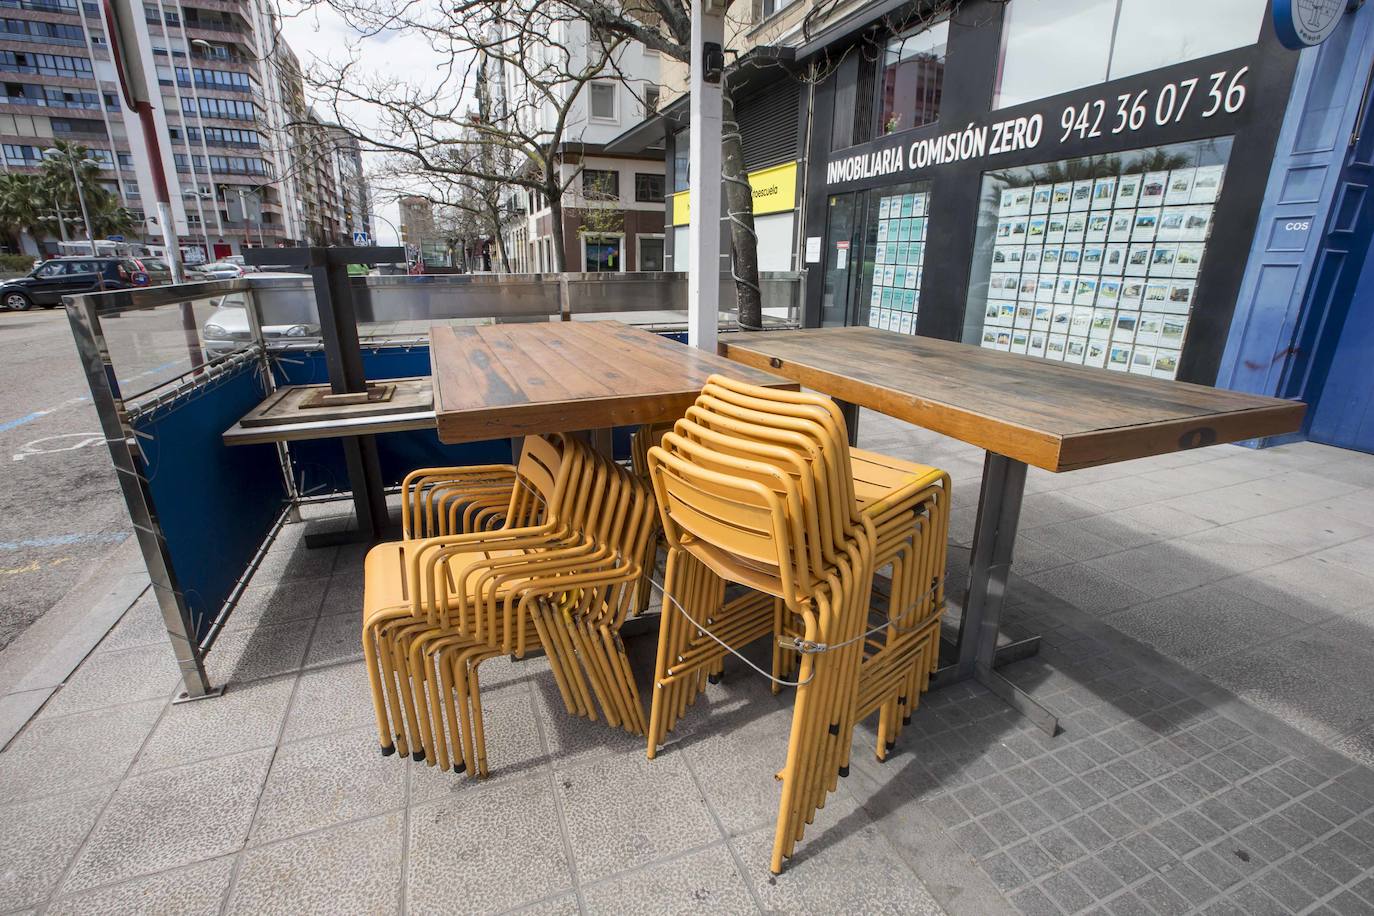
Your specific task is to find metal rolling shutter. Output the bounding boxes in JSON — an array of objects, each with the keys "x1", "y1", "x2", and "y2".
[{"x1": 736, "y1": 80, "x2": 801, "y2": 171}]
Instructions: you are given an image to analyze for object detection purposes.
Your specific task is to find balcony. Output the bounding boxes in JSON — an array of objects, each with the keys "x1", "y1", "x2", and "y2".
[{"x1": 0, "y1": 0, "x2": 79, "y2": 14}]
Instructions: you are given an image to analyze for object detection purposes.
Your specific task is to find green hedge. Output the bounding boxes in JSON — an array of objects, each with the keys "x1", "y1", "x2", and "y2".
[{"x1": 0, "y1": 253, "x2": 34, "y2": 273}]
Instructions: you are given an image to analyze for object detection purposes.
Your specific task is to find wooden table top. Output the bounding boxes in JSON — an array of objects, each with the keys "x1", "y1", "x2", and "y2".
[
  {"x1": 720, "y1": 327, "x2": 1305, "y2": 472},
  {"x1": 430, "y1": 320, "x2": 794, "y2": 444},
  {"x1": 223, "y1": 378, "x2": 437, "y2": 446}
]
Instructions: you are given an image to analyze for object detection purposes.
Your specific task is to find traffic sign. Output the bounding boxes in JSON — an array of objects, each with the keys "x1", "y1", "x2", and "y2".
[{"x1": 352, "y1": 231, "x2": 370, "y2": 245}]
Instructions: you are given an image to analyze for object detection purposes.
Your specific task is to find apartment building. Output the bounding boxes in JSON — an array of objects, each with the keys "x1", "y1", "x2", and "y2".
[
  {"x1": 398, "y1": 194, "x2": 447, "y2": 266},
  {"x1": 0, "y1": 0, "x2": 369, "y2": 258},
  {"x1": 488, "y1": 19, "x2": 667, "y2": 274}
]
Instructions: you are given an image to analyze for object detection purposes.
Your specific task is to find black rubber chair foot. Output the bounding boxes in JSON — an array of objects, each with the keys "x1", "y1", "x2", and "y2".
[
  {"x1": 411, "y1": 750, "x2": 425, "y2": 762},
  {"x1": 708, "y1": 674, "x2": 721, "y2": 684},
  {"x1": 885, "y1": 741, "x2": 897, "y2": 753},
  {"x1": 380, "y1": 744, "x2": 396, "y2": 757},
  {"x1": 454, "y1": 762, "x2": 465, "y2": 774},
  {"x1": 902, "y1": 715, "x2": 912, "y2": 726},
  {"x1": 838, "y1": 765, "x2": 849, "y2": 777}
]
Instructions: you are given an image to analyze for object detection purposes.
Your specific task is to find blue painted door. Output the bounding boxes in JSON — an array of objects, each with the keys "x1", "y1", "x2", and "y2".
[{"x1": 1307, "y1": 230, "x2": 1374, "y2": 451}]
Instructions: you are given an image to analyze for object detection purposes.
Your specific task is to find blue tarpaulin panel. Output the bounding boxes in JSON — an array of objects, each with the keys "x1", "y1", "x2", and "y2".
[{"x1": 131, "y1": 364, "x2": 288, "y2": 642}]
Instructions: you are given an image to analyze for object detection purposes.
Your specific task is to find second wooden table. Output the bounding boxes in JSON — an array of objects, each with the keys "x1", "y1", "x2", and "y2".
[{"x1": 722, "y1": 326, "x2": 1306, "y2": 735}]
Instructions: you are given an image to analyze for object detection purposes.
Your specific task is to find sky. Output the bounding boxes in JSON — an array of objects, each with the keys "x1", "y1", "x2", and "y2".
[{"x1": 276, "y1": 2, "x2": 452, "y2": 247}]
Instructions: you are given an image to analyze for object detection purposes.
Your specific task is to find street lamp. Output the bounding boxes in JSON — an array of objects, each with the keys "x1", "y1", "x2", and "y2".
[{"x1": 44, "y1": 147, "x2": 100, "y2": 257}]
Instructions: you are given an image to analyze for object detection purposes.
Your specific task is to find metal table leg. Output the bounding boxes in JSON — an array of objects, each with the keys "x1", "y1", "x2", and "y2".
[
  {"x1": 948, "y1": 452, "x2": 1060, "y2": 736},
  {"x1": 836, "y1": 399, "x2": 860, "y2": 447}
]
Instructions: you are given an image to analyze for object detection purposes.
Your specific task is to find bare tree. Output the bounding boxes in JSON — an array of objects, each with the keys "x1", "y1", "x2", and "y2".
[
  {"x1": 555, "y1": 0, "x2": 768, "y2": 328},
  {"x1": 300, "y1": 0, "x2": 635, "y2": 271}
]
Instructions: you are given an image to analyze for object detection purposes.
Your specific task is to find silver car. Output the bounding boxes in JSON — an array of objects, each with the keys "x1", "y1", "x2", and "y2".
[{"x1": 201, "y1": 274, "x2": 319, "y2": 357}]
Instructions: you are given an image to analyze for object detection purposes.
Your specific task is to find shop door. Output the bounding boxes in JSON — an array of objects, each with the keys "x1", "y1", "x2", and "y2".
[
  {"x1": 820, "y1": 193, "x2": 862, "y2": 326},
  {"x1": 1307, "y1": 229, "x2": 1374, "y2": 452}
]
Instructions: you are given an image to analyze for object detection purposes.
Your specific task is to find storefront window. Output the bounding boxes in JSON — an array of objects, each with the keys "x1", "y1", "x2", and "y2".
[
  {"x1": 878, "y1": 20, "x2": 948, "y2": 135},
  {"x1": 961, "y1": 138, "x2": 1232, "y2": 379},
  {"x1": 859, "y1": 181, "x2": 932, "y2": 334},
  {"x1": 584, "y1": 235, "x2": 622, "y2": 271},
  {"x1": 994, "y1": 0, "x2": 1266, "y2": 109}
]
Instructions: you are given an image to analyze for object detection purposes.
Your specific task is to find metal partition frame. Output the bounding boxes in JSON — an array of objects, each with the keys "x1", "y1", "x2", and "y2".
[{"x1": 65, "y1": 278, "x2": 284, "y2": 700}]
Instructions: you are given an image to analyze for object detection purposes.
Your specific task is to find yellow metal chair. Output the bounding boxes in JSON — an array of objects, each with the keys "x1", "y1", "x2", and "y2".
[
  {"x1": 647, "y1": 429, "x2": 879, "y2": 874},
  {"x1": 666, "y1": 378, "x2": 948, "y2": 764},
  {"x1": 363, "y1": 435, "x2": 656, "y2": 776}
]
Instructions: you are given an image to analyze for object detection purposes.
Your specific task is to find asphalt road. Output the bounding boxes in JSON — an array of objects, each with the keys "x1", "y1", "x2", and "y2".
[{"x1": 0, "y1": 307, "x2": 131, "y2": 650}]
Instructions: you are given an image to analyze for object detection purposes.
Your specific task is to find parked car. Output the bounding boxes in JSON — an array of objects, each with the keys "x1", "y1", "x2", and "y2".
[
  {"x1": 0, "y1": 257, "x2": 148, "y2": 310},
  {"x1": 193, "y1": 260, "x2": 247, "y2": 280},
  {"x1": 201, "y1": 274, "x2": 317, "y2": 357},
  {"x1": 134, "y1": 257, "x2": 174, "y2": 286}
]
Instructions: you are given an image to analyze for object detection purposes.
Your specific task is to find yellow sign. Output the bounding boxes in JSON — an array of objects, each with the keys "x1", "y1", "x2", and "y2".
[{"x1": 671, "y1": 160, "x2": 798, "y2": 226}]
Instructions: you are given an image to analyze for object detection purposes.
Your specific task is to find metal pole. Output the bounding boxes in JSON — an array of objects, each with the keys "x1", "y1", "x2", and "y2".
[
  {"x1": 69, "y1": 158, "x2": 97, "y2": 256},
  {"x1": 687, "y1": 1, "x2": 723, "y2": 353}
]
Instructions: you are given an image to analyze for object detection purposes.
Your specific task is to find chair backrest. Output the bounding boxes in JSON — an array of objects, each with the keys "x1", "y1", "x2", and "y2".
[
  {"x1": 693, "y1": 390, "x2": 855, "y2": 563},
  {"x1": 701, "y1": 377, "x2": 860, "y2": 526},
  {"x1": 671, "y1": 413, "x2": 827, "y2": 576},
  {"x1": 649, "y1": 432, "x2": 816, "y2": 604},
  {"x1": 505, "y1": 434, "x2": 571, "y2": 528}
]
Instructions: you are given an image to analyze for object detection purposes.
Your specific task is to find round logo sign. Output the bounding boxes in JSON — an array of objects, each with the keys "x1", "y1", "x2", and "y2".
[{"x1": 1274, "y1": 0, "x2": 1347, "y2": 49}]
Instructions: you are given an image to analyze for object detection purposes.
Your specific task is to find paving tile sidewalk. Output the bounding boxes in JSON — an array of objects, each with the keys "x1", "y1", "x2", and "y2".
[{"x1": 1, "y1": 418, "x2": 1373, "y2": 915}]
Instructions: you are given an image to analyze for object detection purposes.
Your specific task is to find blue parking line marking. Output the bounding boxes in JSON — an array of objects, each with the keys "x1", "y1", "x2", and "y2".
[{"x1": 0, "y1": 412, "x2": 44, "y2": 433}]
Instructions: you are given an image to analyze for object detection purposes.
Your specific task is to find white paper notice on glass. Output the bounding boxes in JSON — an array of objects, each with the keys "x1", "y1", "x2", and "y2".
[
  {"x1": 836, "y1": 240, "x2": 849, "y2": 270},
  {"x1": 805, "y1": 236, "x2": 822, "y2": 263}
]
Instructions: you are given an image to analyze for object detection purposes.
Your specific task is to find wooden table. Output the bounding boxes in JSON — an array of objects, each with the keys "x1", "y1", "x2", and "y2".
[
  {"x1": 722, "y1": 327, "x2": 1305, "y2": 734},
  {"x1": 430, "y1": 320, "x2": 794, "y2": 444},
  {"x1": 222, "y1": 377, "x2": 437, "y2": 447}
]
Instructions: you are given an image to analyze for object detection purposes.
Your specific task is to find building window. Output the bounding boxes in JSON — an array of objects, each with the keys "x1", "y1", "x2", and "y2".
[
  {"x1": 879, "y1": 19, "x2": 948, "y2": 135},
  {"x1": 2, "y1": 143, "x2": 41, "y2": 165},
  {"x1": 584, "y1": 235, "x2": 622, "y2": 271},
  {"x1": 994, "y1": 0, "x2": 1266, "y2": 110},
  {"x1": 759, "y1": 0, "x2": 795, "y2": 19},
  {"x1": 643, "y1": 83, "x2": 660, "y2": 115},
  {"x1": 589, "y1": 82, "x2": 616, "y2": 120},
  {"x1": 0, "y1": 50, "x2": 92, "y2": 78},
  {"x1": 634, "y1": 172, "x2": 664, "y2": 203},
  {"x1": 582, "y1": 168, "x2": 619, "y2": 199},
  {"x1": 637, "y1": 235, "x2": 664, "y2": 271}
]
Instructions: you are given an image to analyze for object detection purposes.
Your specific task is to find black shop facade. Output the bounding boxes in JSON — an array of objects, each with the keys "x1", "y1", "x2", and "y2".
[{"x1": 799, "y1": 0, "x2": 1300, "y2": 385}]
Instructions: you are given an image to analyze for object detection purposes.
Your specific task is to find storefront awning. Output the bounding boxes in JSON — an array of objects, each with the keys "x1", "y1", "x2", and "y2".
[{"x1": 793, "y1": 0, "x2": 912, "y2": 60}]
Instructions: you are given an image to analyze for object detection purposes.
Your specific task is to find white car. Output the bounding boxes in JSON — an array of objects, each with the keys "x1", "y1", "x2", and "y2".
[
  {"x1": 201, "y1": 275, "x2": 318, "y2": 357},
  {"x1": 194, "y1": 260, "x2": 247, "y2": 280}
]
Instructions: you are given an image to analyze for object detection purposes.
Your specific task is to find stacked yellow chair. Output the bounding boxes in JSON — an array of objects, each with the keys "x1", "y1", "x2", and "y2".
[
  {"x1": 362, "y1": 433, "x2": 655, "y2": 777},
  {"x1": 646, "y1": 375, "x2": 949, "y2": 873}
]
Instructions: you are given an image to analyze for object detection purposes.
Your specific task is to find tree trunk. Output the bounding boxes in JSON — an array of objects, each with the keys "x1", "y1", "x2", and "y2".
[
  {"x1": 488, "y1": 204, "x2": 512, "y2": 273},
  {"x1": 722, "y1": 83, "x2": 762, "y2": 331},
  {"x1": 547, "y1": 187, "x2": 569, "y2": 272}
]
